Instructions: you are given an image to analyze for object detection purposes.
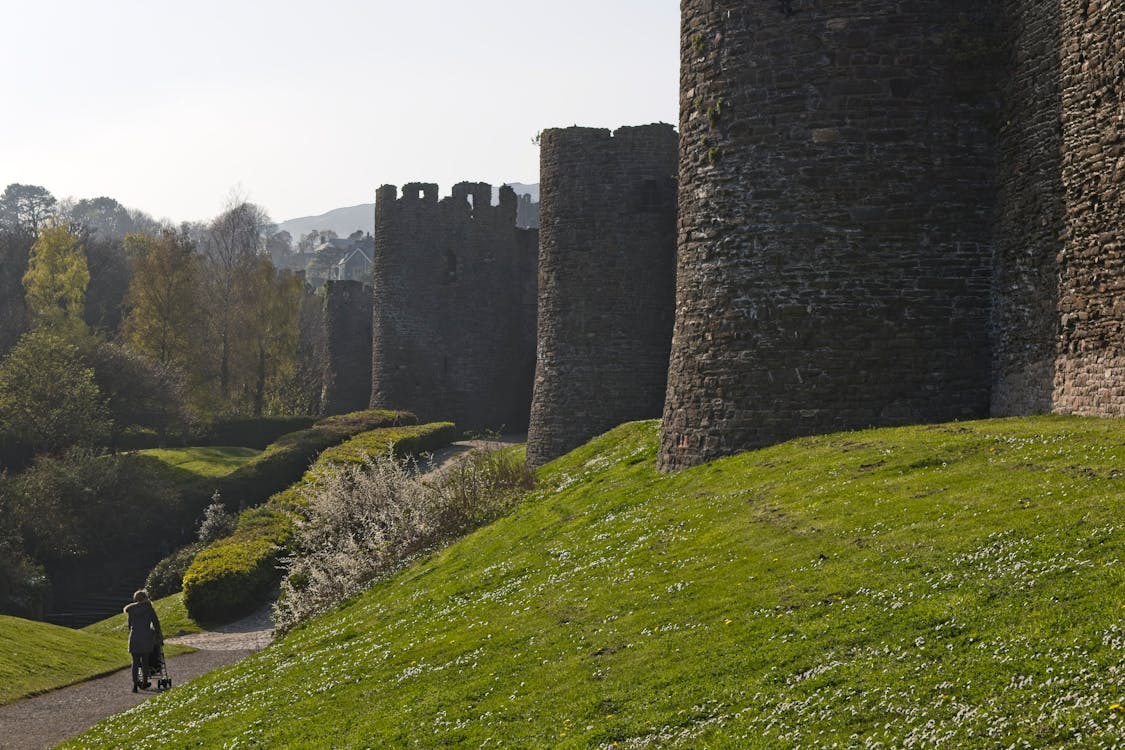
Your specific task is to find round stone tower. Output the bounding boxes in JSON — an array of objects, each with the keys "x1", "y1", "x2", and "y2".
[
  {"x1": 526, "y1": 124, "x2": 679, "y2": 467},
  {"x1": 659, "y1": 1, "x2": 1000, "y2": 470}
]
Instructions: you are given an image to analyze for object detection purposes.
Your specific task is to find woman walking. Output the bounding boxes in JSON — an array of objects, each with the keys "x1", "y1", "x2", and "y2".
[{"x1": 124, "y1": 590, "x2": 163, "y2": 692}]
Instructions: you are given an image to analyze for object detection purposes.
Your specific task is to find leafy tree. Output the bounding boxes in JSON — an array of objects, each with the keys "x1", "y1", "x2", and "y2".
[
  {"x1": 266, "y1": 230, "x2": 293, "y2": 261},
  {"x1": 11, "y1": 448, "x2": 178, "y2": 567},
  {"x1": 270, "y1": 285, "x2": 326, "y2": 416},
  {"x1": 84, "y1": 340, "x2": 191, "y2": 447},
  {"x1": 62, "y1": 196, "x2": 136, "y2": 240},
  {"x1": 0, "y1": 476, "x2": 49, "y2": 618},
  {"x1": 83, "y1": 236, "x2": 131, "y2": 334},
  {"x1": 0, "y1": 183, "x2": 56, "y2": 235},
  {"x1": 0, "y1": 229, "x2": 32, "y2": 355},
  {"x1": 122, "y1": 229, "x2": 200, "y2": 368},
  {"x1": 22, "y1": 224, "x2": 89, "y2": 339},
  {"x1": 0, "y1": 329, "x2": 109, "y2": 458}
]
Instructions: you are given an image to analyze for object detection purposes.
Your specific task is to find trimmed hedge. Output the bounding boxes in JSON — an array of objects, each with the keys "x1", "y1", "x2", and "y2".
[
  {"x1": 202, "y1": 410, "x2": 415, "y2": 513},
  {"x1": 145, "y1": 542, "x2": 203, "y2": 599},
  {"x1": 181, "y1": 507, "x2": 293, "y2": 623},
  {"x1": 193, "y1": 417, "x2": 317, "y2": 450},
  {"x1": 181, "y1": 421, "x2": 456, "y2": 622},
  {"x1": 315, "y1": 422, "x2": 459, "y2": 468}
]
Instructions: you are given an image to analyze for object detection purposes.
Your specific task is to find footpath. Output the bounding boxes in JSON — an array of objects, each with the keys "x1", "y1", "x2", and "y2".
[
  {"x1": 0, "y1": 436, "x2": 525, "y2": 749},
  {"x1": 0, "y1": 604, "x2": 272, "y2": 750}
]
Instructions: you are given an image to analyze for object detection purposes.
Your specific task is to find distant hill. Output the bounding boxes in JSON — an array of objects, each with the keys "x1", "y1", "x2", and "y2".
[
  {"x1": 277, "y1": 183, "x2": 538, "y2": 240},
  {"x1": 277, "y1": 205, "x2": 374, "y2": 242}
]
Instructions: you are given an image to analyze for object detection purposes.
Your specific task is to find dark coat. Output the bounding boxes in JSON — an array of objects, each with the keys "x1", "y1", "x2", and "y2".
[{"x1": 124, "y1": 600, "x2": 162, "y2": 654}]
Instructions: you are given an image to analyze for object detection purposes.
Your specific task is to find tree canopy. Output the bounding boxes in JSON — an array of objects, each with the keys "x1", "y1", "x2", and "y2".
[{"x1": 22, "y1": 224, "x2": 89, "y2": 339}]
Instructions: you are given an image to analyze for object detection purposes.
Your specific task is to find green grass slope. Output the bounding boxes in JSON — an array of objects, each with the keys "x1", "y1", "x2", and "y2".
[
  {"x1": 66, "y1": 417, "x2": 1125, "y2": 748},
  {"x1": 0, "y1": 616, "x2": 133, "y2": 705},
  {"x1": 135, "y1": 446, "x2": 262, "y2": 487},
  {"x1": 83, "y1": 593, "x2": 202, "y2": 641},
  {"x1": 0, "y1": 595, "x2": 201, "y2": 705}
]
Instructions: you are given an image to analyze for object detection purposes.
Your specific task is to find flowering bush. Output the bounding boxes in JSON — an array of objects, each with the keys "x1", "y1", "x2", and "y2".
[{"x1": 275, "y1": 448, "x2": 532, "y2": 631}]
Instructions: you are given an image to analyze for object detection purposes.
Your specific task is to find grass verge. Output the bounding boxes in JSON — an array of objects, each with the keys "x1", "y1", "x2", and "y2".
[
  {"x1": 65, "y1": 417, "x2": 1125, "y2": 748},
  {"x1": 0, "y1": 616, "x2": 127, "y2": 705}
]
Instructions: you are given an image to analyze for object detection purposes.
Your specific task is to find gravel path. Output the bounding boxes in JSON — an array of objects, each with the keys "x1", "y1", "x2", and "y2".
[
  {"x1": 419, "y1": 434, "x2": 527, "y2": 477},
  {"x1": 0, "y1": 648, "x2": 254, "y2": 750},
  {"x1": 0, "y1": 605, "x2": 275, "y2": 750}
]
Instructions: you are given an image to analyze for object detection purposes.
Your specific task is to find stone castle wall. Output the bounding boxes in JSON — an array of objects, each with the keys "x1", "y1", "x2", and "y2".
[
  {"x1": 369, "y1": 182, "x2": 537, "y2": 431},
  {"x1": 660, "y1": 1, "x2": 999, "y2": 471},
  {"x1": 991, "y1": 0, "x2": 1064, "y2": 416},
  {"x1": 526, "y1": 124, "x2": 678, "y2": 467},
  {"x1": 1053, "y1": 0, "x2": 1125, "y2": 415},
  {"x1": 321, "y1": 279, "x2": 373, "y2": 415}
]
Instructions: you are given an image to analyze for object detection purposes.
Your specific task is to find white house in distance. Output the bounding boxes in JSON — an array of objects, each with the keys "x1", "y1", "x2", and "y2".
[{"x1": 331, "y1": 246, "x2": 373, "y2": 282}]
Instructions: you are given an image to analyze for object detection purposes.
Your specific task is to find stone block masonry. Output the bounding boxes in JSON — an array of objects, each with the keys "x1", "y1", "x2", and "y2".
[
  {"x1": 526, "y1": 124, "x2": 679, "y2": 467},
  {"x1": 659, "y1": 1, "x2": 999, "y2": 471},
  {"x1": 1052, "y1": 0, "x2": 1125, "y2": 415},
  {"x1": 991, "y1": 0, "x2": 1064, "y2": 416},
  {"x1": 321, "y1": 279, "x2": 373, "y2": 415},
  {"x1": 369, "y1": 182, "x2": 538, "y2": 432}
]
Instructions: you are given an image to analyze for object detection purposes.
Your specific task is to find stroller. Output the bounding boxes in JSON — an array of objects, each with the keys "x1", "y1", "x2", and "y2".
[{"x1": 146, "y1": 642, "x2": 173, "y2": 691}]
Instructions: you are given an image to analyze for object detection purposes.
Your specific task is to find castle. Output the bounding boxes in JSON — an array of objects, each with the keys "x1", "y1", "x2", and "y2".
[
  {"x1": 322, "y1": 1, "x2": 1121, "y2": 471},
  {"x1": 367, "y1": 182, "x2": 537, "y2": 431},
  {"x1": 659, "y1": 0, "x2": 1123, "y2": 470}
]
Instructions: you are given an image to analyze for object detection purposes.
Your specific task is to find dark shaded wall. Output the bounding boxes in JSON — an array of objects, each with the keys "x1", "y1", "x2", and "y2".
[
  {"x1": 369, "y1": 182, "x2": 537, "y2": 431},
  {"x1": 1053, "y1": 0, "x2": 1125, "y2": 415},
  {"x1": 321, "y1": 279, "x2": 373, "y2": 415},
  {"x1": 660, "y1": 1, "x2": 999, "y2": 471},
  {"x1": 526, "y1": 124, "x2": 678, "y2": 467},
  {"x1": 991, "y1": 0, "x2": 1064, "y2": 416}
]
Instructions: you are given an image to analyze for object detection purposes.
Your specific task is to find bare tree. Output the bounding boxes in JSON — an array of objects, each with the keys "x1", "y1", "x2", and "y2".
[{"x1": 199, "y1": 198, "x2": 272, "y2": 405}]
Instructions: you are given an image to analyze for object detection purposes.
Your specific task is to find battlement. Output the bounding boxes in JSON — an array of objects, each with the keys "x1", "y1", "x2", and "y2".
[
  {"x1": 370, "y1": 178, "x2": 537, "y2": 431},
  {"x1": 375, "y1": 181, "x2": 518, "y2": 225}
]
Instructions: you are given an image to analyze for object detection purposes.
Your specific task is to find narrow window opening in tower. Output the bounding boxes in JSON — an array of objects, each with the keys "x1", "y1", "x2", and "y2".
[{"x1": 442, "y1": 355, "x2": 449, "y2": 381}]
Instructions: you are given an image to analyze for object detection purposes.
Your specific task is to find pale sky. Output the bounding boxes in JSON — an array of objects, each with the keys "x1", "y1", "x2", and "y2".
[{"x1": 0, "y1": 1, "x2": 680, "y2": 225}]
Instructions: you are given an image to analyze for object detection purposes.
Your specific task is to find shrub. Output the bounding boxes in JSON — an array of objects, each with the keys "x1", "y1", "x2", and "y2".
[
  {"x1": 206, "y1": 410, "x2": 415, "y2": 512},
  {"x1": 181, "y1": 506, "x2": 292, "y2": 622},
  {"x1": 11, "y1": 448, "x2": 179, "y2": 567},
  {"x1": 144, "y1": 542, "x2": 202, "y2": 599},
  {"x1": 180, "y1": 418, "x2": 452, "y2": 623},
  {"x1": 197, "y1": 497, "x2": 236, "y2": 544},
  {"x1": 274, "y1": 446, "x2": 533, "y2": 632}
]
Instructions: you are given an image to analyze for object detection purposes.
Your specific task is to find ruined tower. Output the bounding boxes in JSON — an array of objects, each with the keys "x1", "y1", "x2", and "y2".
[
  {"x1": 369, "y1": 182, "x2": 538, "y2": 431},
  {"x1": 321, "y1": 279, "x2": 372, "y2": 416},
  {"x1": 660, "y1": 1, "x2": 1000, "y2": 470},
  {"x1": 525, "y1": 124, "x2": 678, "y2": 467}
]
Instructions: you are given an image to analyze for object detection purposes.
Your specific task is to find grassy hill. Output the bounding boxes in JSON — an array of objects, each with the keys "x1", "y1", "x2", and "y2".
[
  {"x1": 83, "y1": 593, "x2": 201, "y2": 641},
  {"x1": 135, "y1": 446, "x2": 262, "y2": 488},
  {"x1": 65, "y1": 417, "x2": 1125, "y2": 748},
  {"x1": 0, "y1": 617, "x2": 138, "y2": 705},
  {"x1": 0, "y1": 595, "x2": 201, "y2": 706}
]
